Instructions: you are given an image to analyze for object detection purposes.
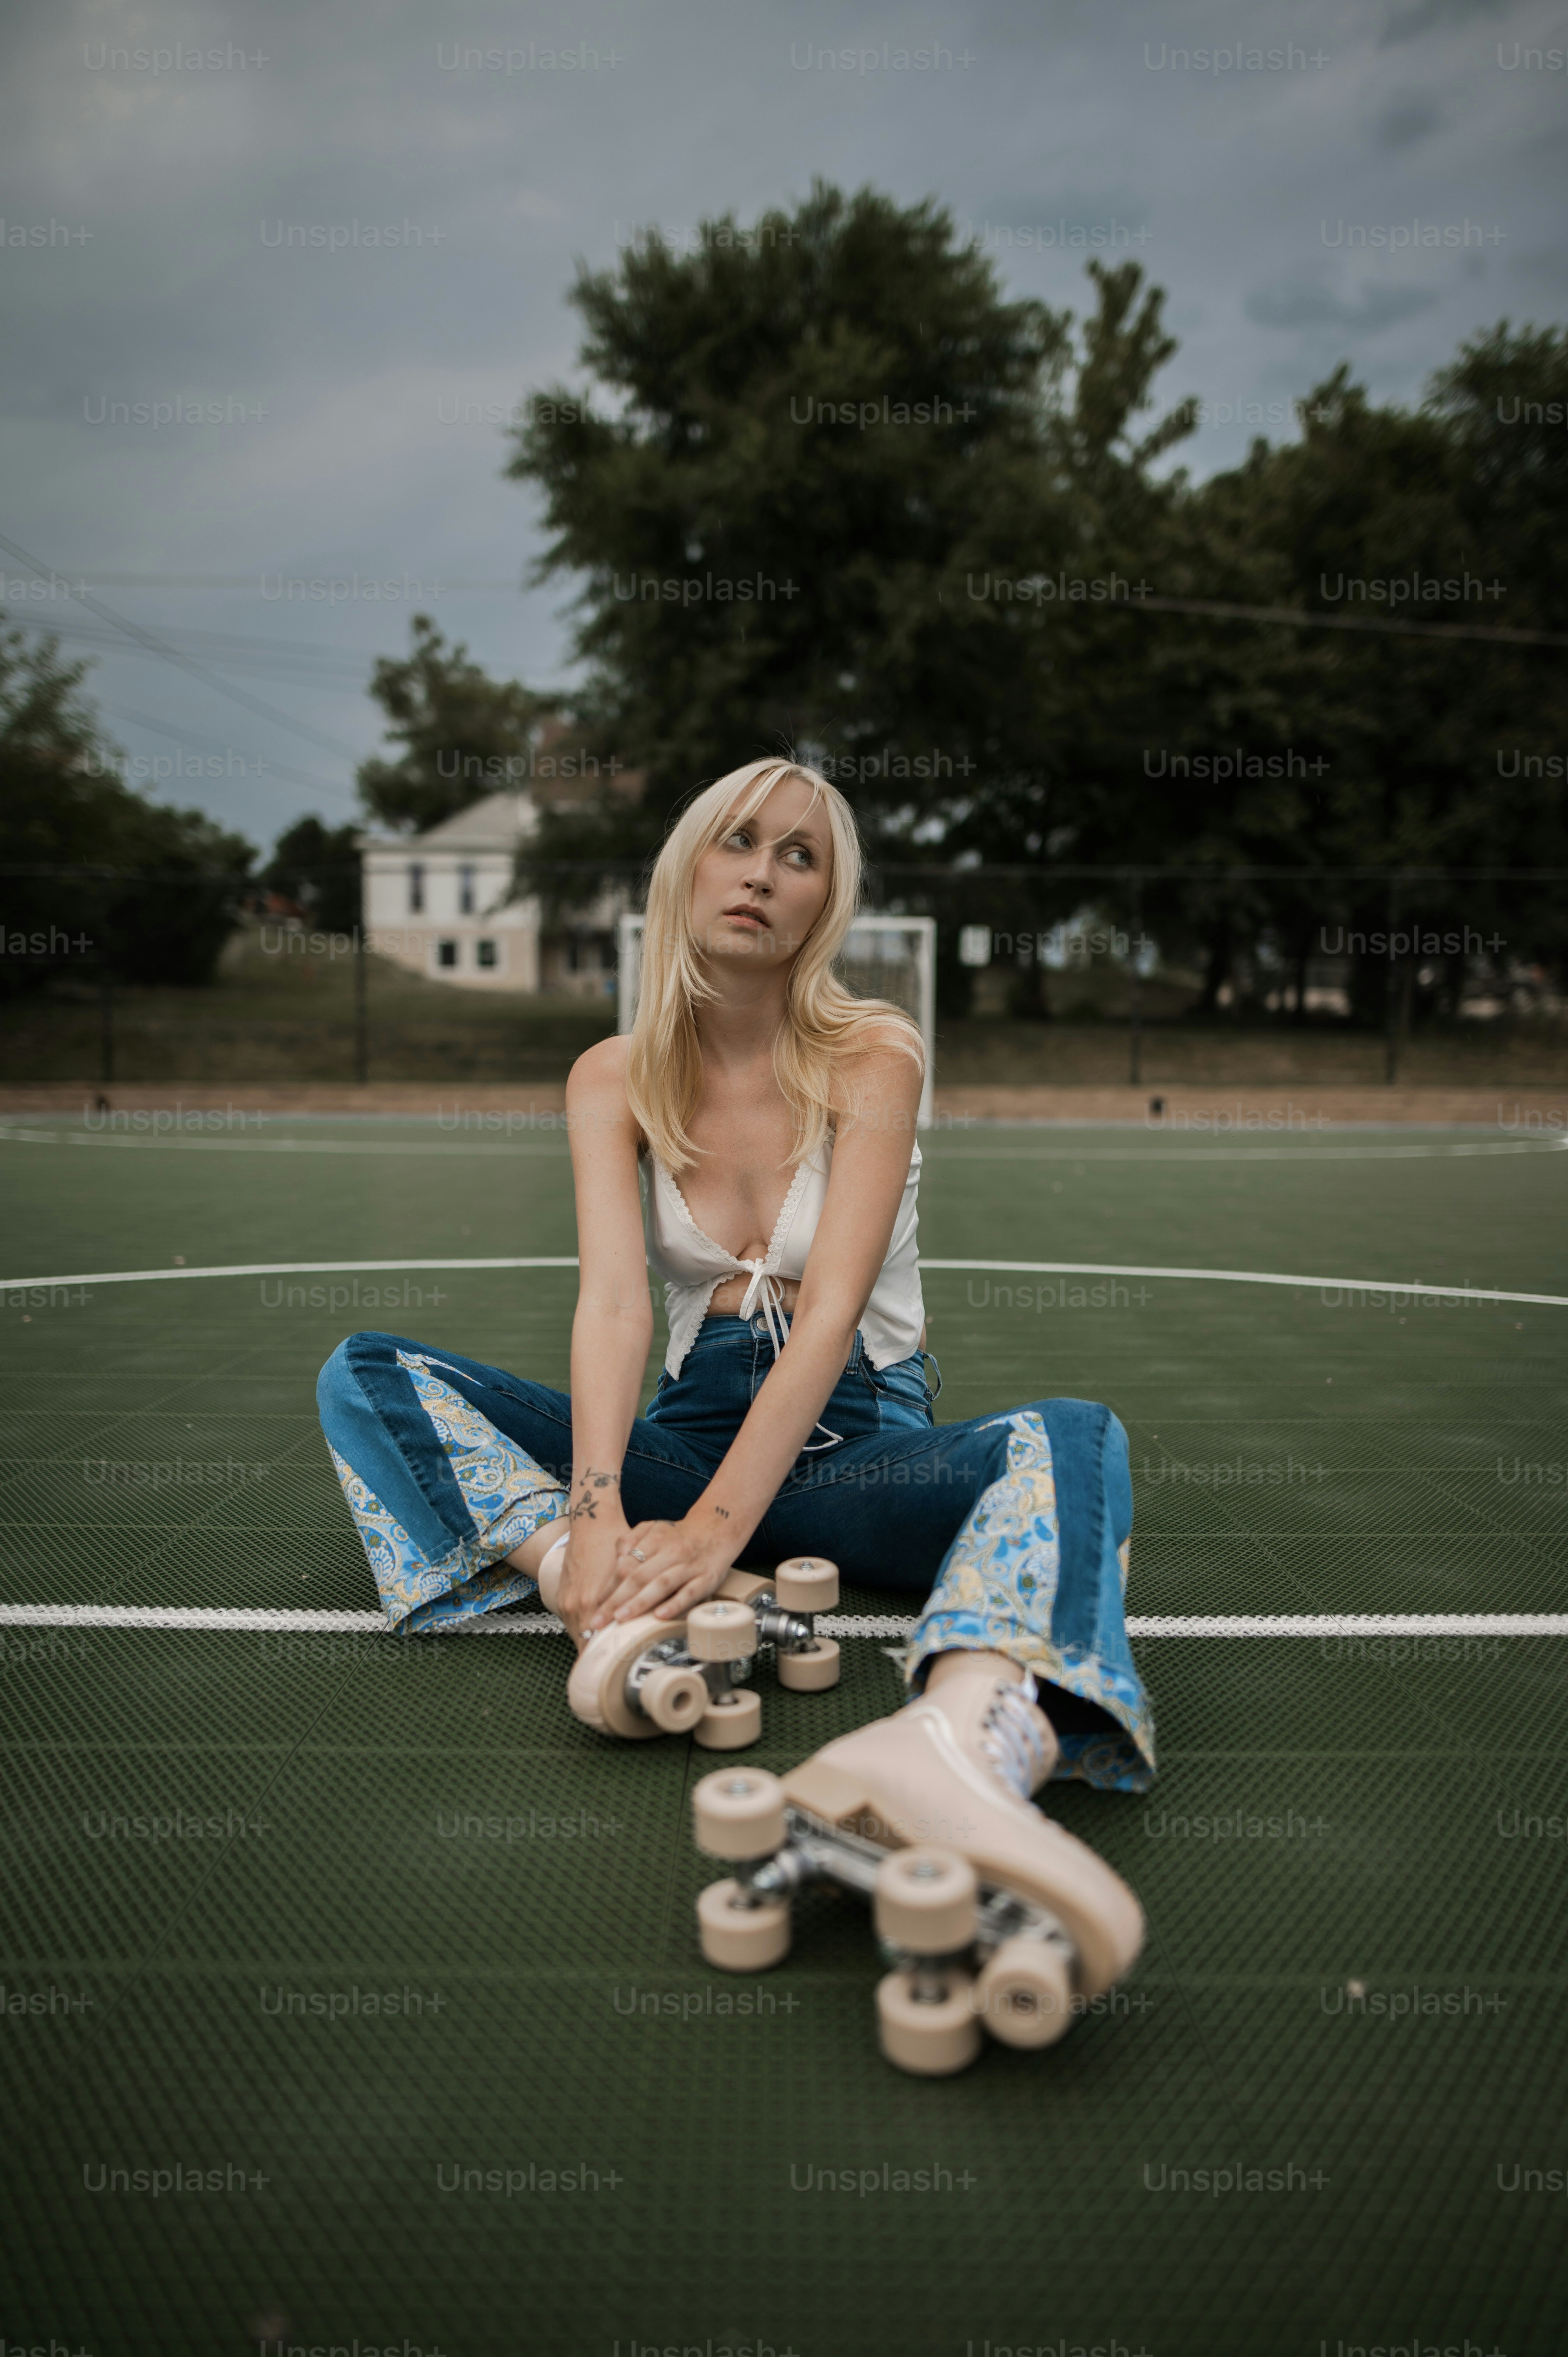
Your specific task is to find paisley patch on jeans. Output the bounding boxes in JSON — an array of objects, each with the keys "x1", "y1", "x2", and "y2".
[
  {"x1": 904, "y1": 1411, "x2": 1155, "y2": 1793},
  {"x1": 327, "y1": 1353, "x2": 566, "y2": 1632}
]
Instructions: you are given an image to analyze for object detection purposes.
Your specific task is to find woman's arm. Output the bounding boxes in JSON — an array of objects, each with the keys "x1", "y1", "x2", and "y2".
[
  {"x1": 554, "y1": 1037, "x2": 655, "y2": 1642},
  {"x1": 588, "y1": 1038, "x2": 923, "y2": 1629}
]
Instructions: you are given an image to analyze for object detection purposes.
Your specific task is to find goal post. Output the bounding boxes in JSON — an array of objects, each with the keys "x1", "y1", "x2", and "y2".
[{"x1": 616, "y1": 910, "x2": 936, "y2": 1127}]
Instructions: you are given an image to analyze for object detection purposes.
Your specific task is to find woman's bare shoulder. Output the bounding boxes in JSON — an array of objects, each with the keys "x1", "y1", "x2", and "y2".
[
  {"x1": 828, "y1": 1020, "x2": 923, "y2": 1118},
  {"x1": 567, "y1": 1034, "x2": 644, "y2": 1150},
  {"x1": 568, "y1": 1033, "x2": 631, "y2": 1093}
]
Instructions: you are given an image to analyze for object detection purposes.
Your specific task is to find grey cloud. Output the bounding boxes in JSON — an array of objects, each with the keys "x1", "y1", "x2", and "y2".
[
  {"x1": 1244, "y1": 282, "x2": 1446, "y2": 333},
  {"x1": 1379, "y1": 0, "x2": 1512, "y2": 47},
  {"x1": 1374, "y1": 94, "x2": 1443, "y2": 145},
  {"x1": 2, "y1": 0, "x2": 1562, "y2": 847}
]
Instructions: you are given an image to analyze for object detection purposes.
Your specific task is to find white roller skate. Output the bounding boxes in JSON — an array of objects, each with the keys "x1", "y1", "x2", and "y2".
[
  {"x1": 690, "y1": 1655, "x2": 1145, "y2": 2073},
  {"x1": 537, "y1": 1532, "x2": 841, "y2": 1751}
]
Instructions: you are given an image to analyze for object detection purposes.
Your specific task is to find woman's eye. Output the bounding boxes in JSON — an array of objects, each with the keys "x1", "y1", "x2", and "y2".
[{"x1": 724, "y1": 829, "x2": 751, "y2": 850}]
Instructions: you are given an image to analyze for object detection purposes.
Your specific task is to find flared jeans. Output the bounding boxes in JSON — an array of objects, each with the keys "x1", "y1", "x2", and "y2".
[{"x1": 317, "y1": 1312, "x2": 1155, "y2": 1792}]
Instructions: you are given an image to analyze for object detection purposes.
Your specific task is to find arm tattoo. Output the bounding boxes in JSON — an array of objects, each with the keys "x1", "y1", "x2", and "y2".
[{"x1": 570, "y1": 1465, "x2": 619, "y2": 1521}]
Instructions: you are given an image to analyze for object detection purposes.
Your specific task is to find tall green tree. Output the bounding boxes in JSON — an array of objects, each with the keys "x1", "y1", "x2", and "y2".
[
  {"x1": 507, "y1": 181, "x2": 1077, "y2": 868},
  {"x1": 357, "y1": 614, "x2": 553, "y2": 833}
]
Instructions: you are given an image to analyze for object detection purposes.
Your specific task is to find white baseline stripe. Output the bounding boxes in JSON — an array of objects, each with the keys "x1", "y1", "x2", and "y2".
[
  {"x1": 4, "y1": 1126, "x2": 1563, "y2": 1164},
  {"x1": 0, "y1": 1256, "x2": 1562, "y2": 1308},
  {"x1": 0, "y1": 1129, "x2": 568, "y2": 1158},
  {"x1": 2, "y1": 1605, "x2": 1564, "y2": 1640},
  {"x1": 939, "y1": 1140, "x2": 1567, "y2": 1162}
]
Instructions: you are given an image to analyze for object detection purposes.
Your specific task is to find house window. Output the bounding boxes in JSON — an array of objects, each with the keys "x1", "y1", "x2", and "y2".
[
  {"x1": 476, "y1": 939, "x2": 498, "y2": 970},
  {"x1": 459, "y1": 864, "x2": 476, "y2": 915},
  {"x1": 437, "y1": 939, "x2": 458, "y2": 969},
  {"x1": 408, "y1": 863, "x2": 425, "y2": 914}
]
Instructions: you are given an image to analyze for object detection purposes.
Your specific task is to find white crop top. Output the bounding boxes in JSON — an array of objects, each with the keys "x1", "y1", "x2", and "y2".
[{"x1": 644, "y1": 1135, "x2": 924, "y2": 1380}]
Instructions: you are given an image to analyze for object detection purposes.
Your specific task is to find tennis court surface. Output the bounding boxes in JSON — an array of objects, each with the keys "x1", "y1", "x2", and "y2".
[{"x1": 2, "y1": 1114, "x2": 1565, "y2": 2357}]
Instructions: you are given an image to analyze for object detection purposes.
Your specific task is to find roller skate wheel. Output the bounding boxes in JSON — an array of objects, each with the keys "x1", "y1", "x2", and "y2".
[
  {"x1": 534, "y1": 1530, "x2": 569, "y2": 1614},
  {"x1": 776, "y1": 1636, "x2": 841, "y2": 1692},
  {"x1": 638, "y1": 1662, "x2": 710, "y2": 1733},
  {"x1": 973, "y1": 1937, "x2": 1076, "y2": 2049},
  {"x1": 687, "y1": 1600, "x2": 758, "y2": 1663},
  {"x1": 773, "y1": 1557, "x2": 839, "y2": 1613},
  {"x1": 876, "y1": 1968, "x2": 982, "y2": 2076},
  {"x1": 694, "y1": 1685, "x2": 763, "y2": 1750},
  {"x1": 873, "y1": 1846, "x2": 979, "y2": 1952},
  {"x1": 697, "y1": 1878, "x2": 792, "y2": 1972},
  {"x1": 692, "y1": 1767, "x2": 787, "y2": 1859}
]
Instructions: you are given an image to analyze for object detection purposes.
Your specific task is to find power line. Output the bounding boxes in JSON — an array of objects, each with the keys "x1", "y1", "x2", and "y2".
[
  {"x1": 94, "y1": 705, "x2": 358, "y2": 809},
  {"x1": 0, "y1": 528, "x2": 367, "y2": 762},
  {"x1": 25, "y1": 617, "x2": 373, "y2": 692}
]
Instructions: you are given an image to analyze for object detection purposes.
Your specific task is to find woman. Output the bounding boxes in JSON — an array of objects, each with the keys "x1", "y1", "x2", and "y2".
[{"x1": 318, "y1": 757, "x2": 1153, "y2": 2025}]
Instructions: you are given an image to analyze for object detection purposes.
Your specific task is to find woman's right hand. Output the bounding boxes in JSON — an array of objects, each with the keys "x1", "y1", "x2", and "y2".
[{"x1": 553, "y1": 1520, "x2": 628, "y2": 1648}]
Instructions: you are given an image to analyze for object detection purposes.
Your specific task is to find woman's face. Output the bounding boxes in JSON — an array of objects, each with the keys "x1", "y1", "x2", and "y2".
[{"x1": 689, "y1": 776, "x2": 833, "y2": 971}]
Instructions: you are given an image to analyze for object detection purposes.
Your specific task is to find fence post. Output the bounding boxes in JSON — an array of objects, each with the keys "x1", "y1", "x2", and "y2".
[
  {"x1": 99, "y1": 956, "x2": 114, "y2": 1086},
  {"x1": 1128, "y1": 871, "x2": 1143, "y2": 1086},
  {"x1": 1384, "y1": 877, "x2": 1400, "y2": 1087},
  {"x1": 353, "y1": 924, "x2": 369, "y2": 1085}
]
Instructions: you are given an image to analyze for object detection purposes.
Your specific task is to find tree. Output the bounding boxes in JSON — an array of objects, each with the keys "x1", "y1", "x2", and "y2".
[
  {"x1": 1215, "y1": 340, "x2": 1568, "y2": 1017},
  {"x1": 261, "y1": 816, "x2": 362, "y2": 934},
  {"x1": 357, "y1": 613, "x2": 553, "y2": 833},
  {"x1": 507, "y1": 181, "x2": 1075, "y2": 870},
  {"x1": 0, "y1": 629, "x2": 253, "y2": 993}
]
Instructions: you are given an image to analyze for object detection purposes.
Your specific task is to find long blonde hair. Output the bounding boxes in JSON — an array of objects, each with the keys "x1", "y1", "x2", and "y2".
[{"x1": 625, "y1": 758, "x2": 923, "y2": 1173}]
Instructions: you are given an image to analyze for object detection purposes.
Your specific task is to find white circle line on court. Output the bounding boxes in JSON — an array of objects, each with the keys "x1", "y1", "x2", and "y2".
[
  {"x1": 2, "y1": 1257, "x2": 1561, "y2": 1309},
  {"x1": 1, "y1": 1604, "x2": 1565, "y2": 1639}
]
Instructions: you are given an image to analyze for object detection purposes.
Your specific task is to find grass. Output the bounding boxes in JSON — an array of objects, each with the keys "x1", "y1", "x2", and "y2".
[
  {"x1": 935, "y1": 1011, "x2": 1568, "y2": 1088},
  {"x1": 2, "y1": 923, "x2": 1565, "y2": 1092},
  {"x1": 0, "y1": 926, "x2": 617, "y2": 1084}
]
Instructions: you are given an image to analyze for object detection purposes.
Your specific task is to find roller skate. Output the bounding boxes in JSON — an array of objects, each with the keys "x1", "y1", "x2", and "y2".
[
  {"x1": 537, "y1": 1532, "x2": 840, "y2": 1751},
  {"x1": 690, "y1": 1655, "x2": 1144, "y2": 2073}
]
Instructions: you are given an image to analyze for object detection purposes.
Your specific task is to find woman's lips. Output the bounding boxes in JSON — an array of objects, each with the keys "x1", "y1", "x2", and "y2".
[{"x1": 723, "y1": 907, "x2": 770, "y2": 928}]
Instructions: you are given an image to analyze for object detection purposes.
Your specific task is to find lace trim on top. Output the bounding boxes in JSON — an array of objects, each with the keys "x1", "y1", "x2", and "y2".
[{"x1": 655, "y1": 1152, "x2": 816, "y2": 1279}]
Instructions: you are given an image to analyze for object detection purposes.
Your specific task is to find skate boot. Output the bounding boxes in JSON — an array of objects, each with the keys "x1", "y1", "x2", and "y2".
[
  {"x1": 690, "y1": 1656, "x2": 1144, "y2": 2073},
  {"x1": 537, "y1": 1533, "x2": 840, "y2": 1751}
]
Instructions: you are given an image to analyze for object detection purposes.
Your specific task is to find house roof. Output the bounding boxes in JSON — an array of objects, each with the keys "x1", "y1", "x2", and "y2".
[{"x1": 359, "y1": 791, "x2": 538, "y2": 855}]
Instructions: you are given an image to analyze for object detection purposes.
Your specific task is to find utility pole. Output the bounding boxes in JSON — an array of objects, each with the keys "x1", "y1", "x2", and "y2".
[{"x1": 1128, "y1": 871, "x2": 1143, "y2": 1086}]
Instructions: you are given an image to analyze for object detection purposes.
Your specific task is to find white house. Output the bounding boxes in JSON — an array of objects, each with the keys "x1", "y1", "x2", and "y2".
[{"x1": 358, "y1": 790, "x2": 623, "y2": 997}]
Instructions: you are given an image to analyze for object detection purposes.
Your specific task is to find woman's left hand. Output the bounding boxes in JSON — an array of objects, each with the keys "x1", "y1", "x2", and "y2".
[{"x1": 585, "y1": 1518, "x2": 733, "y2": 1631}]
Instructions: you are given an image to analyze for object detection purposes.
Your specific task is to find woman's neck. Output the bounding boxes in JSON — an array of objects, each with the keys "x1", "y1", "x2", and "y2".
[{"x1": 692, "y1": 962, "x2": 791, "y2": 1072}]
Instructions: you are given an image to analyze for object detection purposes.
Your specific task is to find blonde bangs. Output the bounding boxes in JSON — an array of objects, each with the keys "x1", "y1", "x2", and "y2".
[{"x1": 624, "y1": 758, "x2": 924, "y2": 1174}]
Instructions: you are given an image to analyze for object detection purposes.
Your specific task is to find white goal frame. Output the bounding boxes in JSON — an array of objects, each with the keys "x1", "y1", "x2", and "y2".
[{"x1": 617, "y1": 910, "x2": 936, "y2": 1128}]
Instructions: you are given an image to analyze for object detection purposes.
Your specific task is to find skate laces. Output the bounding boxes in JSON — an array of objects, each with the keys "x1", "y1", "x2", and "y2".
[{"x1": 979, "y1": 1673, "x2": 1047, "y2": 1799}]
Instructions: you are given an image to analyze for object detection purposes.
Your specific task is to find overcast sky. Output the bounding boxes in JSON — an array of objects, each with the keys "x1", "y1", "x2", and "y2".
[{"x1": 3, "y1": 0, "x2": 1563, "y2": 850}]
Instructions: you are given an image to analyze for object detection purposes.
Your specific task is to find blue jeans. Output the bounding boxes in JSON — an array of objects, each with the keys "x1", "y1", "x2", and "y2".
[{"x1": 317, "y1": 1315, "x2": 1155, "y2": 1791}]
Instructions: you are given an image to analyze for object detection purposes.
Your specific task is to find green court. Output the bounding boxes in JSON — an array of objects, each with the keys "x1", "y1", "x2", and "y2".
[{"x1": 2, "y1": 1116, "x2": 1565, "y2": 2357}]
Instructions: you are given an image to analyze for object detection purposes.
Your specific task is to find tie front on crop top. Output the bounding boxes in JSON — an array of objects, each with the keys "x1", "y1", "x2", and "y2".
[{"x1": 644, "y1": 1135, "x2": 924, "y2": 1381}]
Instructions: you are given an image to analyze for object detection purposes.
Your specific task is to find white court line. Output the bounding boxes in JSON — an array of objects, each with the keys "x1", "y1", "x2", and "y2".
[
  {"x1": 0, "y1": 1256, "x2": 1563, "y2": 1307},
  {"x1": 2, "y1": 1604, "x2": 1564, "y2": 1639},
  {"x1": 0, "y1": 1129, "x2": 567, "y2": 1157},
  {"x1": 4, "y1": 1126, "x2": 1564, "y2": 1163},
  {"x1": 940, "y1": 1140, "x2": 1568, "y2": 1161}
]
